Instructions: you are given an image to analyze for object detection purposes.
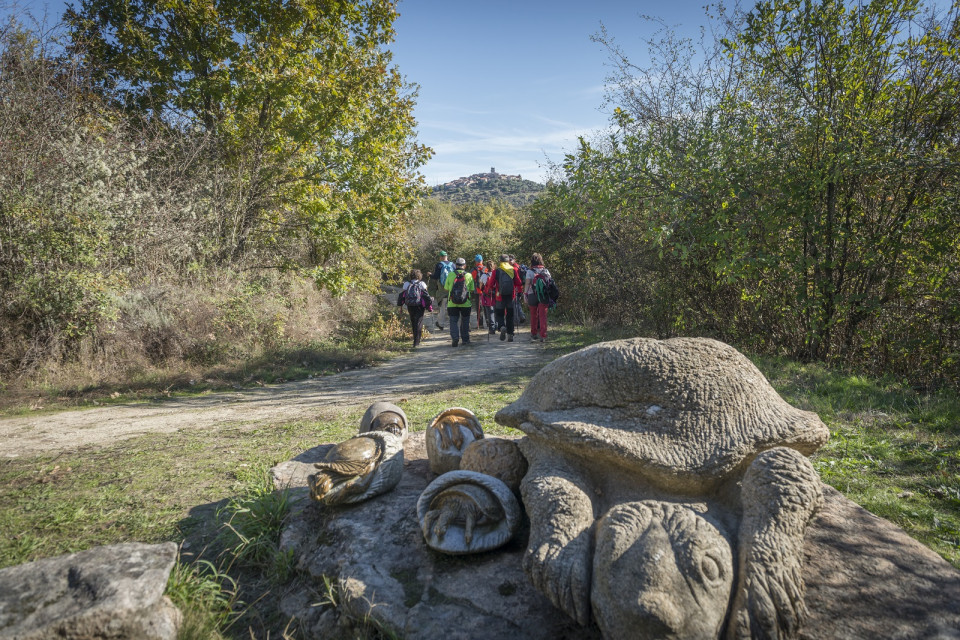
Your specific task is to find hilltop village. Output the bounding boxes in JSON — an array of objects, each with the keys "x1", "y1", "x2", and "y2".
[
  {"x1": 438, "y1": 168, "x2": 524, "y2": 188},
  {"x1": 431, "y1": 168, "x2": 543, "y2": 205}
]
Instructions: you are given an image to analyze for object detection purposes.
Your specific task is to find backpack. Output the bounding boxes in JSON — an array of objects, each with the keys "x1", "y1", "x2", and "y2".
[
  {"x1": 533, "y1": 271, "x2": 560, "y2": 308},
  {"x1": 438, "y1": 261, "x2": 454, "y2": 286},
  {"x1": 450, "y1": 271, "x2": 469, "y2": 304},
  {"x1": 497, "y1": 268, "x2": 515, "y2": 301},
  {"x1": 405, "y1": 281, "x2": 425, "y2": 308}
]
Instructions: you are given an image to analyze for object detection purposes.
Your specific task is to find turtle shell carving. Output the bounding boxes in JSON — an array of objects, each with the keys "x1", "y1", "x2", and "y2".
[
  {"x1": 359, "y1": 401, "x2": 409, "y2": 442},
  {"x1": 417, "y1": 470, "x2": 521, "y2": 554},
  {"x1": 494, "y1": 337, "x2": 829, "y2": 639},
  {"x1": 308, "y1": 431, "x2": 403, "y2": 506},
  {"x1": 496, "y1": 336, "x2": 828, "y2": 493},
  {"x1": 425, "y1": 407, "x2": 484, "y2": 475}
]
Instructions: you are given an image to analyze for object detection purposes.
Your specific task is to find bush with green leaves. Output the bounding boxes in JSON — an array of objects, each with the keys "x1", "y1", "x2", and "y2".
[{"x1": 532, "y1": 0, "x2": 960, "y2": 388}]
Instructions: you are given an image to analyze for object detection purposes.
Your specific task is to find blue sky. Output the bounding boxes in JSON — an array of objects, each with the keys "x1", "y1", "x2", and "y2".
[
  {"x1": 391, "y1": 0, "x2": 717, "y2": 185},
  {"x1": 2, "y1": 0, "x2": 722, "y2": 184}
]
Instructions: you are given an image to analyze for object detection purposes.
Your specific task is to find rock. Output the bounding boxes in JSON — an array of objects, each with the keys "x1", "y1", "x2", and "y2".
[
  {"x1": 272, "y1": 433, "x2": 960, "y2": 639},
  {"x1": 800, "y1": 485, "x2": 960, "y2": 640},
  {"x1": 460, "y1": 438, "x2": 528, "y2": 494},
  {"x1": 0, "y1": 542, "x2": 181, "y2": 640}
]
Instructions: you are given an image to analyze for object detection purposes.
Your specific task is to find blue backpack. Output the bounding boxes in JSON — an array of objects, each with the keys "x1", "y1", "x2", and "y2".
[{"x1": 438, "y1": 260, "x2": 454, "y2": 286}]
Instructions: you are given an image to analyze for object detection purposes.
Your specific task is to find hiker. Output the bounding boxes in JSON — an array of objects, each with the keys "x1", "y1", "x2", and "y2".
[
  {"x1": 506, "y1": 255, "x2": 526, "y2": 325},
  {"x1": 514, "y1": 260, "x2": 528, "y2": 325},
  {"x1": 524, "y1": 253, "x2": 552, "y2": 342},
  {"x1": 429, "y1": 250, "x2": 454, "y2": 330},
  {"x1": 470, "y1": 254, "x2": 487, "y2": 330},
  {"x1": 399, "y1": 269, "x2": 432, "y2": 347},
  {"x1": 480, "y1": 258, "x2": 496, "y2": 334},
  {"x1": 444, "y1": 257, "x2": 475, "y2": 347},
  {"x1": 485, "y1": 253, "x2": 523, "y2": 342}
]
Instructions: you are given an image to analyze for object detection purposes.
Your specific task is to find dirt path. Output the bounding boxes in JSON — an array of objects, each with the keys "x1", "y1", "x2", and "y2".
[{"x1": 0, "y1": 320, "x2": 555, "y2": 458}]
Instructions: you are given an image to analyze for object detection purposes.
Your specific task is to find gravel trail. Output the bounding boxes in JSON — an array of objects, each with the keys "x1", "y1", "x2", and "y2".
[{"x1": 0, "y1": 319, "x2": 553, "y2": 458}]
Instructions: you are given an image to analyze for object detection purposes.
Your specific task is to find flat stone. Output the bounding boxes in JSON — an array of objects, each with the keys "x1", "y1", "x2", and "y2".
[
  {"x1": 274, "y1": 433, "x2": 960, "y2": 639},
  {"x1": 800, "y1": 485, "x2": 960, "y2": 640},
  {"x1": 0, "y1": 542, "x2": 181, "y2": 640}
]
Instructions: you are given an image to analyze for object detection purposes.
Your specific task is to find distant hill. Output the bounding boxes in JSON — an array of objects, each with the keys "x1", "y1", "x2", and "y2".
[{"x1": 431, "y1": 169, "x2": 544, "y2": 206}]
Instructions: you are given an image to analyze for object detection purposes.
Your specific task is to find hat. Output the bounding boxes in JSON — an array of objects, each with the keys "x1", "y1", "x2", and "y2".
[
  {"x1": 439, "y1": 250, "x2": 447, "y2": 256},
  {"x1": 474, "y1": 254, "x2": 483, "y2": 263},
  {"x1": 455, "y1": 257, "x2": 466, "y2": 267}
]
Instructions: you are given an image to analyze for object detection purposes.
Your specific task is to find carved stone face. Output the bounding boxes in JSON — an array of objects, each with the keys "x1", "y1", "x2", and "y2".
[{"x1": 592, "y1": 501, "x2": 734, "y2": 640}]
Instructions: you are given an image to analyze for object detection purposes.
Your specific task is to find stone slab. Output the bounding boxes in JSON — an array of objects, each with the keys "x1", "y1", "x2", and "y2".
[{"x1": 0, "y1": 541, "x2": 181, "y2": 640}]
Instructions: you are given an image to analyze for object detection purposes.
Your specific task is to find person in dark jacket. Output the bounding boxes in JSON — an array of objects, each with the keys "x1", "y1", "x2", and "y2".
[
  {"x1": 399, "y1": 269, "x2": 432, "y2": 347},
  {"x1": 484, "y1": 253, "x2": 523, "y2": 342}
]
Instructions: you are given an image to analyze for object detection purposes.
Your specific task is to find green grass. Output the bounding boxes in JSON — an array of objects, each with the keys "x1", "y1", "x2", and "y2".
[{"x1": 753, "y1": 354, "x2": 960, "y2": 568}]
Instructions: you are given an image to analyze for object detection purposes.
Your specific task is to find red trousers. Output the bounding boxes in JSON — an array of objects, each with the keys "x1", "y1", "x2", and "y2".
[{"x1": 529, "y1": 303, "x2": 548, "y2": 339}]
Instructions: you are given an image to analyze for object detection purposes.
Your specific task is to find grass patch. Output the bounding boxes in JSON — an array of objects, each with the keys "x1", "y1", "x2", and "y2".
[{"x1": 752, "y1": 355, "x2": 960, "y2": 568}]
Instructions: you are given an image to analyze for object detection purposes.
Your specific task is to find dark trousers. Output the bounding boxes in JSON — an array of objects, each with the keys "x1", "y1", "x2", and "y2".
[
  {"x1": 448, "y1": 306, "x2": 471, "y2": 343},
  {"x1": 408, "y1": 306, "x2": 425, "y2": 346},
  {"x1": 494, "y1": 302, "x2": 515, "y2": 335}
]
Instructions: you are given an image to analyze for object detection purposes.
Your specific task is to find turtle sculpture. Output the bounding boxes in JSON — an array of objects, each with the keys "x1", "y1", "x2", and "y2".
[
  {"x1": 359, "y1": 401, "x2": 409, "y2": 442},
  {"x1": 494, "y1": 337, "x2": 829, "y2": 640},
  {"x1": 307, "y1": 430, "x2": 404, "y2": 506},
  {"x1": 425, "y1": 407, "x2": 484, "y2": 474},
  {"x1": 417, "y1": 470, "x2": 521, "y2": 554}
]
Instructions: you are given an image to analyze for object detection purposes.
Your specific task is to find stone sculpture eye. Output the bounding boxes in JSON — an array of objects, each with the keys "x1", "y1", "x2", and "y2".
[{"x1": 700, "y1": 554, "x2": 723, "y2": 583}]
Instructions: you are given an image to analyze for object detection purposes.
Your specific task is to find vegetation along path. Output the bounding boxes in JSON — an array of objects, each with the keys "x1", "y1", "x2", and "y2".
[{"x1": 0, "y1": 329, "x2": 553, "y2": 459}]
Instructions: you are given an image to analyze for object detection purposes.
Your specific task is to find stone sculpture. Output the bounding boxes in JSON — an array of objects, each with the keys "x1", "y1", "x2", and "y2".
[
  {"x1": 359, "y1": 401, "x2": 409, "y2": 442},
  {"x1": 417, "y1": 469, "x2": 521, "y2": 554},
  {"x1": 460, "y1": 437, "x2": 528, "y2": 493},
  {"x1": 495, "y1": 337, "x2": 829, "y2": 640},
  {"x1": 307, "y1": 430, "x2": 404, "y2": 506},
  {"x1": 425, "y1": 407, "x2": 484, "y2": 474}
]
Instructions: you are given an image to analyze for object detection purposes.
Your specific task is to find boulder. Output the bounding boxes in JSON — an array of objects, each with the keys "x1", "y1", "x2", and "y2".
[{"x1": 0, "y1": 542, "x2": 181, "y2": 640}]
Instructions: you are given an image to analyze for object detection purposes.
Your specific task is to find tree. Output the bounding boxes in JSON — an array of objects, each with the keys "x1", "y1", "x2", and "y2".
[
  {"x1": 67, "y1": 0, "x2": 430, "y2": 292},
  {"x1": 537, "y1": 0, "x2": 960, "y2": 385}
]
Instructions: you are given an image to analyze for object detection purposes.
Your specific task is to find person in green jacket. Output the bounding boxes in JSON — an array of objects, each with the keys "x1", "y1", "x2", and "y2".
[{"x1": 444, "y1": 257, "x2": 475, "y2": 347}]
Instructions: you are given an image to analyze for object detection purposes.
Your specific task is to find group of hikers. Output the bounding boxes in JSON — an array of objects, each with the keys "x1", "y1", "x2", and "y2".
[{"x1": 398, "y1": 251, "x2": 559, "y2": 348}]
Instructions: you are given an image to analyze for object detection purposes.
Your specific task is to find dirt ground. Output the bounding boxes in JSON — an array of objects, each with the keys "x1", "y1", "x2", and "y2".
[{"x1": 0, "y1": 314, "x2": 555, "y2": 458}]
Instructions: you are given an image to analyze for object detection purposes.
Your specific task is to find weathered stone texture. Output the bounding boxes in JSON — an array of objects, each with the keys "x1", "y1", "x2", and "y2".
[
  {"x1": 272, "y1": 432, "x2": 960, "y2": 639},
  {"x1": 0, "y1": 542, "x2": 181, "y2": 640}
]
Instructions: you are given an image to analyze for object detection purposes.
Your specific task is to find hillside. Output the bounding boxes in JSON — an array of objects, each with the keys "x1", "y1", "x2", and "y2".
[{"x1": 431, "y1": 168, "x2": 544, "y2": 205}]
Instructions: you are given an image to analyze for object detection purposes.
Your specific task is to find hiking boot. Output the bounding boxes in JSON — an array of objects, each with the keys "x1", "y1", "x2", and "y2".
[
  {"x1": 489, "y1": 327, "x2": 497, "y2": 335},
  {"x1": 499, "y1": 327, "x2": 506, "y2": 341},
  {"x1": 437, "y1": 325, "x2": 444, "y2": 330},
  {"x1": 451, "y1": 339, "x2": 459, "y2": 347},
  {"x1": 508, "y1": 334, "x2": 514, "y2": 342}
]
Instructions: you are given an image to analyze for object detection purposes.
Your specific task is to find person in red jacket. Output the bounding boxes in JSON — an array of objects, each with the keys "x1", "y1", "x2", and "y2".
[{"x1": 484, "y1": 253, "x2": 523, "y2": 342}]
